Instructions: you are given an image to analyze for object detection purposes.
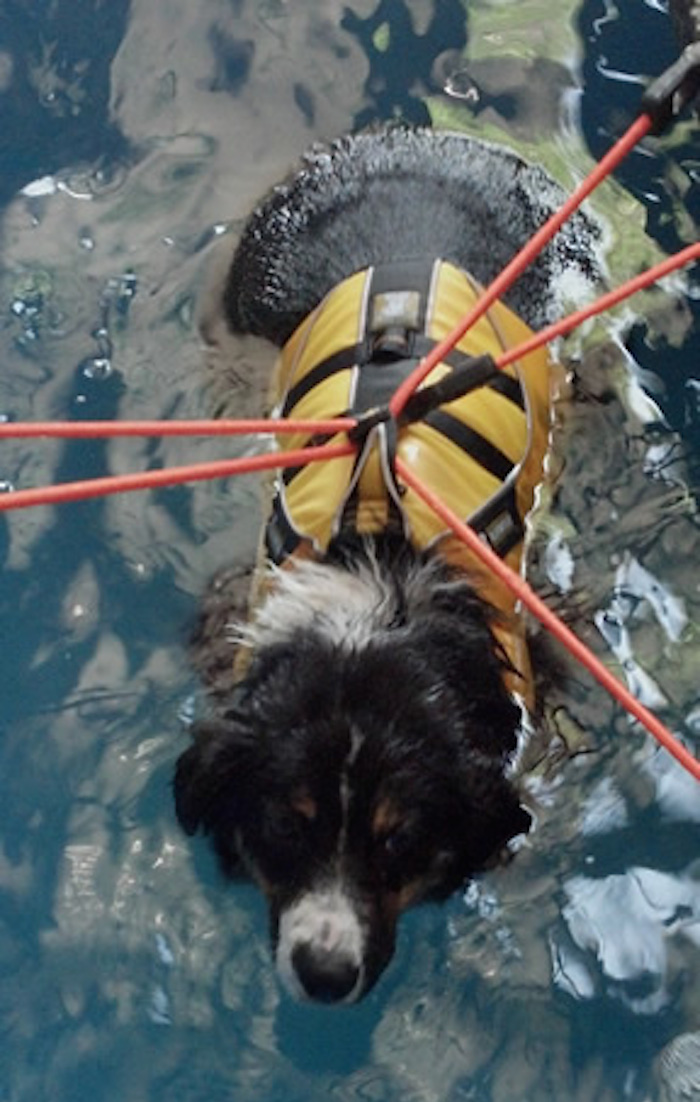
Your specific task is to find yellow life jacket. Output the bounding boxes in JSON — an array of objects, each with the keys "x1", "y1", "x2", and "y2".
[{"x1": 264, "y1": 258, "x2": 556, "y2": 705}]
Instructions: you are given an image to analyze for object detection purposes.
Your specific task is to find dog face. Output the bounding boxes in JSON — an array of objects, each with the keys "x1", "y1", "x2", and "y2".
[{"x1": 175, "y1": 575, "x2": 531, "y2": 1003}]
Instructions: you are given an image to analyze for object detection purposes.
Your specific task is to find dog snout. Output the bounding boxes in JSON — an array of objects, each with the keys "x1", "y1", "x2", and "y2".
[
  {"x1": 291, "y1": 941, "x2": 361, "y2": 1003},
  {"x1": 276, "y1": 885, "x2": 366, "y2": 1003}
]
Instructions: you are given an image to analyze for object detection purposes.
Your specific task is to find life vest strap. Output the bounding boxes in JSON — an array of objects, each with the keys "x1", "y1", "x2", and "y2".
[
  {"x1": 266, "y1": 492, "x2": 303, "y2": 563},
  {"x1": 423, "y1": 409, "x2": 515, "y2": 483},
  {"x1": 401, "y1": 353, "x2": 499, "y2": 423},
  {"x1": 467, "y1": 482, "x2": 524, "y2": 558},
  {"x1": 280, "y1": 333, "x2": 479, "y2": 419}
]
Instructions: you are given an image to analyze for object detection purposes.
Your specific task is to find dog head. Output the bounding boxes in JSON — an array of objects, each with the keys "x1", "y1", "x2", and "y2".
[{"x1": 175, "y1": 573, "x2": 531, "y2": 1003}]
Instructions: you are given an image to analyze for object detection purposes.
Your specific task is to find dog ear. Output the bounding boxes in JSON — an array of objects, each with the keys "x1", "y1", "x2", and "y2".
[
  {"x1": 174, "y1": 715, "x2": 257, "y2": 837},
  {"x1": 456, "y1": 757, "x2": 532, "y2": 872},
  {"x1": 407, "y1": 614, "x2": 523, "y2": 759}
]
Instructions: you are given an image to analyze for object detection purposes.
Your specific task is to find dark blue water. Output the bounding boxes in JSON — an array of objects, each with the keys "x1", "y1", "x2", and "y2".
[{"x1": 0, "y1": 2, "x2": 699, "y2": 1100}]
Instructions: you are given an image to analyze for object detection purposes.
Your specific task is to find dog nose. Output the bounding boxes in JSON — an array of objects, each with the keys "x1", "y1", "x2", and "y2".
[{"x1": 291, "y1": 942, "x2": 361, "y2": 1003}]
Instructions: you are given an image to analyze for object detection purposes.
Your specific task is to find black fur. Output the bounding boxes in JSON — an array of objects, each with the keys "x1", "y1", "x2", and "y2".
[
  {"x1": 176, "y1": 612, "x2": 528, "y2": 888},
  {"x1": 223, "y1": 127, "x2": 601, "y2": 345},
  {"x1": 176, "y1": 536, "x2": 531, "y2": 999},
  {"x1": 176, "y1": 543, "x2": 527, "y2": 881}
]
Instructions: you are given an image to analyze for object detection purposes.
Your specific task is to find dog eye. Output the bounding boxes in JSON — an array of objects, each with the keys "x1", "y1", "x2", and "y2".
[
  {"x1": 377, "y1": 827, "x2": 414, "y2": 861},
  {"x1": 375, "y1": 822, "x2": 436, "y2": 891},
  {"x1": 380, "y1": 831, "x2": 401, "y2": 857}
]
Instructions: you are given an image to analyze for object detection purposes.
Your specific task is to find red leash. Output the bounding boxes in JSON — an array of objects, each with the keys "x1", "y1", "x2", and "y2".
[
  {"x1": 0, "y1": 440, "x2": 356, "y2": 510},
  {"x1": 0, "y1": 417, "x2": 356, "y2": 440}
]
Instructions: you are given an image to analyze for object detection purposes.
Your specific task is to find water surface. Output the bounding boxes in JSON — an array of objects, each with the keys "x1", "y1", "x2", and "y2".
[{"x1": 0, "y1": 2, "x2": 699, "y2": 1099}]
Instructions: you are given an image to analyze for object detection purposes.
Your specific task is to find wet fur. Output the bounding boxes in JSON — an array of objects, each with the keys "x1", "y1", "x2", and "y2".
[
  {"x1": 176, "y1": 538, "x2": 530, "y2": 1001},
  {"x1": 175, "y1": 127, "x2": 601, "y2": 1003},
  {"x1": 223, "y1": 128, "x2": 601, "y2": 344}
]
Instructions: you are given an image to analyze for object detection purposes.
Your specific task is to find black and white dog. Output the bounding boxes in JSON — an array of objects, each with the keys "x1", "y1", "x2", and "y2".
[{"x1": 175, "y1": 128, "x2": 601, "y2": 1004}]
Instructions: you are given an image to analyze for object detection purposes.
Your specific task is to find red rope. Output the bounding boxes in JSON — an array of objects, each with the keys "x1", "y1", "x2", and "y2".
[
  {"x1": 496, "y1": 241, "x2": 700, "y2": 370},
  {"x1": 0, "y1": 441, "x2": 356, "y2": 511},
  {"x1": 396, "y1": 457, "x2": 700, "y2": 781},
  {"x1": 0, "y1": 417, "x2": 356, "y2": 440},
  {"x1": 389, "y1": 113, "x2": 653, "y2": 417}
]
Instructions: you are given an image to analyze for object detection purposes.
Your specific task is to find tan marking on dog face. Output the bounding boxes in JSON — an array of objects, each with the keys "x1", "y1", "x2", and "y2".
[
  {"x1": 384, "y1": 878, "x2": 431, "y2": 916},
  {"x1": 372, "y1": 799, "x2": 402, "y2": 839},
  {"x1": 291, "y1": 789, "x2": 317, "y2": 822}
]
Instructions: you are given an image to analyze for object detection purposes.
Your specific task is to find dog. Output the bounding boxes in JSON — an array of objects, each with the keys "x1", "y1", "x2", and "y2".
[{"x1": 174, "y1": 127, "x2": 602, "y2": 1004}]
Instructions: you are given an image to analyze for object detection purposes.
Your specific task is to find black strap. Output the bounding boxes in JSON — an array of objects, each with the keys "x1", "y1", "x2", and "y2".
[
  {"x1": 265, "y1": 494, "x2": 302, "y2": 564},
  {"x1": 281, "y1": 344, "x2": 363, "y2": 417},
  {"x1": 423, "y1": 410, "x2": 514, "y2": 483},
  {"x1": 468, "y1": 483, "x2": 524, "y2": 557},
  {"x1": 486, "y1": 371, "x2": 524, "y2": 409},
  {"x1": 401, "y1": 354, "x2": 499, "y2": 423},
  {"x1": 282, "y1": 340, "x2": 525, "y2": 425},
  {"x1": 368, "y1": 258, "x2": 435, "y2": 319},
  {"x1": 281, "y1": 333, "x2": 479, "y2": 418}
]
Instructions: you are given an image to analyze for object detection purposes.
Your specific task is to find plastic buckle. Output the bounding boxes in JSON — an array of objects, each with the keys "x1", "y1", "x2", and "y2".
[
  {"x1": 641, "y1": 42, "x2": 700, "y2": 135},
  {"x1": 347, "y1": 405, "x2": 393, "y2": 445}
]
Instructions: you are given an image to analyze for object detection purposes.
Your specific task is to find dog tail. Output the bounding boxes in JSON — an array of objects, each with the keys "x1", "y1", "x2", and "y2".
[{"x1": 222, "y1": 126, "x2": 602, "y2": 347}]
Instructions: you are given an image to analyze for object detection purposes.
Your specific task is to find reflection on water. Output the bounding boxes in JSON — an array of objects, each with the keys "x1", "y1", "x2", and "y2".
[
  {"x1": 0, "y1": 0, "x2": 130, "y2": 206},
  {"x1": 555, "y1": 865, "x2": 700, "y2": 1013},
  {"x1": 0, "y1": 1, "x2": 699, "y2": 1100}
]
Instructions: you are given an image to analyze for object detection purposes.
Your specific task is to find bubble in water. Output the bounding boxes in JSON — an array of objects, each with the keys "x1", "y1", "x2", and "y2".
[
  {"x1": 147, "y1": 985, "x2": 171, "y2": 1026},
  {"x1": 82, "y1": 357, "x2": 112, "y2": 381},
  {"x1": 685, "y1": 705, "x2": 700, "y2": 735},
  {"x1": 445, "y1": 69, "x2": 481, "y2": 103},
  {"x1": 155, "y1": 933, "x2": 175, "y2": 966},
  {"x1": 177, "y1": 694, "x2": 196, "y2": 727},
  {"x1": 20, "y1": 175, "x2": 57, "y2": 198}
]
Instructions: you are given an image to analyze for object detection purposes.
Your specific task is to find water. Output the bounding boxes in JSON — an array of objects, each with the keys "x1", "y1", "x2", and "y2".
[{"x1": 0, "y1": 1, "x2": 699, "y2": 1099}]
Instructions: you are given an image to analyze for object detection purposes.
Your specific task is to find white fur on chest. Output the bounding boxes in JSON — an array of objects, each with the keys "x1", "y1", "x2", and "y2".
[{"x1": 233, "y1": 557, "x2": 400, "y2": 652}]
